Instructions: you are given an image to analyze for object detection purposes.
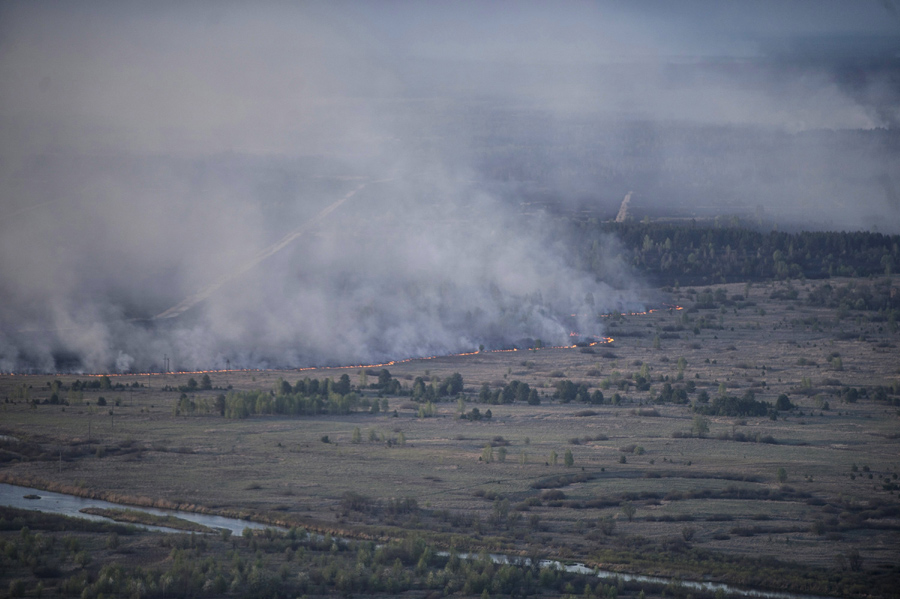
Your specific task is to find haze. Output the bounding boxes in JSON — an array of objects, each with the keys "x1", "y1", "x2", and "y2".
[{"x1": 1, "y1": 1, "x2": 898, "y2": 372}]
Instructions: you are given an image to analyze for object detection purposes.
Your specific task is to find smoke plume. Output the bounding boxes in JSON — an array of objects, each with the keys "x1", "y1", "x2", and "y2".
[{"x1": 0, "y1": 1, "x2": 898, "y2": 372}]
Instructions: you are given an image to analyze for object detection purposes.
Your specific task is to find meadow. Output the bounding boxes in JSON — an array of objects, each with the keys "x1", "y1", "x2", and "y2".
[{"x1": 1, "y1": 276, "x2": 898, "y2": 597}]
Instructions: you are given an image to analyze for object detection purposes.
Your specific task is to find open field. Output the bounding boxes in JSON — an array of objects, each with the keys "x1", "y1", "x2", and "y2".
[{"x1": 2, "y1": 277, "x2": 899, "y2": 597}]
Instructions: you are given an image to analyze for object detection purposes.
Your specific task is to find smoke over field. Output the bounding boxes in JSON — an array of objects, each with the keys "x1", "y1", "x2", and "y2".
[
  {"x1": 1, "y1": 2, "x2": 898, "y2": 372},
  {"x1": 0, "y1": 155, "x2": 641, "y2": 372}
]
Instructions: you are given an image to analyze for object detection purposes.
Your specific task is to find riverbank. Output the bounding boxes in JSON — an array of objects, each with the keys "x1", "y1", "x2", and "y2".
[{"x1": 78, "y1": 507, "x2": 216, "y2": 533}]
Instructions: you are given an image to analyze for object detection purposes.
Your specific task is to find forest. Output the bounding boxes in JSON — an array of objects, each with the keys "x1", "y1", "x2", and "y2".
[{"x1": 570, "y1": 220, "x2": 900, "y2": 287}]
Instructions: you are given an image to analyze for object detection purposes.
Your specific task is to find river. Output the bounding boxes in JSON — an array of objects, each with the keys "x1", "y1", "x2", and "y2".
[
  {"x1": 0, "y1": 482, "x2": 277, "y2": 534},
  {"x1": 1, "y1": 482, "x2": 834, "y2": 599}
]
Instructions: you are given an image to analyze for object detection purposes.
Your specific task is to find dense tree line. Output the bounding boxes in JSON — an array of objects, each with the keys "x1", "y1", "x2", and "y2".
[
  {"x1": 223, "y1": 389, "x2": 360, "y2": 419},
  {"x1": 694, "y1": 390, "x2": 772, "y2": 418},
  {"x1": 570, "y1": 220, "x2": 900, "y2": 286},
  {"x1": 410, "y1": 372, "x2": 464, "y2": 401},
  {"x1": 478, "y1": 379, "x2": 541, "y2": 404},
  {"x1": 0, "y1": 506, "x2": 654, "y2": 599}
]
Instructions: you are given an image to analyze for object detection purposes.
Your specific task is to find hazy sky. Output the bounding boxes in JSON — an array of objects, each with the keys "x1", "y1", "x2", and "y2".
[
  {"x1": 0, "y1": 1, "x2": 897, "y2": 372},
  {"x1": 2, "y1": 0, "x2": 897, "y2": 157}
]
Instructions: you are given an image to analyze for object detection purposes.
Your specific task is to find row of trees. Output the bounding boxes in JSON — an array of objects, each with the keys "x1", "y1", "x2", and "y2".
[
  {"x1": 478, "y1": 380, "x2": 541, "y2": 405},
  {"x1": 278, "y1": 374, "x2": 352, "y2": 397},
  {"x1": 221, "y1": 389, "x2": 362, "y2": 419},
  {"x1": 411, "y1": 372, "x2": 464, "y2": 401}
]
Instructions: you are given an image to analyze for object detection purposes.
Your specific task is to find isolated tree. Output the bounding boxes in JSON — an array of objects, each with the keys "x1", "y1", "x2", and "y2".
[
  {"x1": 378, "y1": 369, "x2": 392, "y2": 388},
  {"x1": 599, "y1": 516, "x2": 616, "y2": 536},
  {"x1": 445, "y1": 372, "x2": 464, "y2": 396},
  {"x1": 776, "y1": 467, "x2": 788, "y2": 483},
  {"x1": 691, "y1": 415, "x2": 710, "y2": 438},
  {"x1": 549, "y1": 450, "x2": 558, "y2": 466},
  {"x1": 775, "y1": 394, "x2": 793, "y2": 411},
  {"x1": 335, "y1": 374, "x2": 351, "y2": 395},
  {"x1": 564, "y1": 449, "x2": 574, "y2": 467},
  {"x1": 200, "y1": 374, "x2": 212, "y2": 390},
  {"x1": 497, "y1": 447, "x2": 507, "y2": 462},
  {"x1": 847, "y1": 549, "x2": 863, "y2": 572},
  {"x1": 351, "y1": 427, "x2": 361, "y2": 444},
  {"x1": 482, "y1": 444, "x2": 494, "y2": 463},
  {"x1": 622, "y1": 501, "x2": 636, "y2": 522}
]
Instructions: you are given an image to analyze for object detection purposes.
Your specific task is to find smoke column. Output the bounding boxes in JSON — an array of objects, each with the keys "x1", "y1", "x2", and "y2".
[
  {"x1": 615, "y1": 192, "x2": 633, "y2": 223},
  {"x1": 1, "y1": 2, "x2": 897, "y2": 372}
]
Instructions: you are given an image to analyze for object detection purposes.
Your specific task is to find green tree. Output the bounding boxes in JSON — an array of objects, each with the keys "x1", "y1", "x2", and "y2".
[
  {"x1": 549, "y1": 450, "x2": 558, "y2": 466},
  {"x1": 564, "y1": 449, "x2": 574, "y2": 467},
  {"x1": 777, "y1": 467, "x2": 788, "y2": 483},
  {"x1": 351, "y1": 427, "x2": 362, "y2": 444},
  {"x1": 214, "y1": 394, "x2": 226, "y2": 416},
  {"x1": 200, "y1": 374, "x2": 212, "y2": 390},
  {"x1": 378, "y1": 369, "x2": 392, "y2": 388},
  {"x1": 482, "y1": 445, "x2": 494, "y2": 463},
  {"x1": 335, "y1": 373, "x2": 351, "y2": 394},
  {"x1": 775, "y1": 394, "x2": 793, "y2": 411},
  {"x1": 691, "y1": 415, "x2": 709, "y2": 438}
]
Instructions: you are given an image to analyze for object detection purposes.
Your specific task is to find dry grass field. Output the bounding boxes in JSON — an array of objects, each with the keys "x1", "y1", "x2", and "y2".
[{"x1": 2, "y1": 277, "x2": 898, "y2": 596}]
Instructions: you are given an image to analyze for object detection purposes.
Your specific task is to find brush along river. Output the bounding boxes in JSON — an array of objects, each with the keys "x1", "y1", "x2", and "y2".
[{"x1": 2, "y1": 482, "x2": 834, "y2": 599}]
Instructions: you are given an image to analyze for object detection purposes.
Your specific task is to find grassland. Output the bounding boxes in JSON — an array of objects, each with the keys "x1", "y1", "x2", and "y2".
[{"x1": 1, "y1": 276, "x2": 898, "y2": 597}]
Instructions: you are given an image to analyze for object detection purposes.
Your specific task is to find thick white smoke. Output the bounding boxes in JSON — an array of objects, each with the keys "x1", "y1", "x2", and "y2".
[{"x1": 1, "y1": 1, "x2": 897, "y2": 371}]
